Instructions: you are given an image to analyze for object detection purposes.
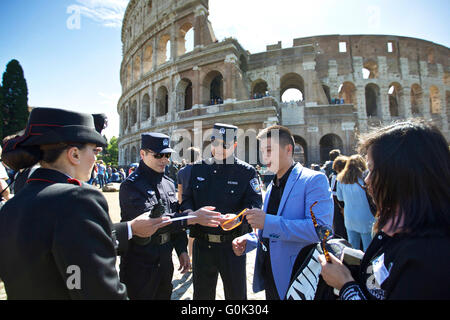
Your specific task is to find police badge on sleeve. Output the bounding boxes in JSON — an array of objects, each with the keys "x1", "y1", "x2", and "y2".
[{"x1": 250, "y1": 178, "x2": 261, "y2": 193}]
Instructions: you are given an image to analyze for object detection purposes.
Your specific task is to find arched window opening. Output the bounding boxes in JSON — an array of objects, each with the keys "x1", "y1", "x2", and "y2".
[
  {"x1": 156, "y1": 86, "x2": 169, "y2": 116},
  {"x1": 142, "y1": 94, "x2": 150, "y2": 120},
  {"x1": 338, "y1": 82, "x2": 357, "y2": 110},
  {"x1": 293, "y1": 135, "x2": 307, "y2": 165},
  {"x1": 388, "y1": 83, "x2": 401, "y2": 117},
  {"x1": 365, "y1": 84, "x2": 380, "y2": 117},
  {"x1": 280, "y1": 73, "x2": 305, "y2": 102},
  {"x1": 157, "y1": 34, "x2": 171, "y2": 65},
  {"x1": 130, "y1": 101, "x2": 138, "y2": 126},
  {"x1": 210, "y1": 74, "x2": 223, "y2": 105},
  {"x1": 251, "y1": 79, "x2": 268, "y2": 99},
  {"x1": 320, "y1": 134, "x2": 343, "y2": 164},
  {"x1": 176, "y1": 79, "x2": 193, "y2": 111}
]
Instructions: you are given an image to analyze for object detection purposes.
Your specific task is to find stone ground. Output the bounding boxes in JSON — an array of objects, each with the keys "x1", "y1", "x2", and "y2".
[{"x1": 0, "y1": 188, "x2": 266, "y2": 300}]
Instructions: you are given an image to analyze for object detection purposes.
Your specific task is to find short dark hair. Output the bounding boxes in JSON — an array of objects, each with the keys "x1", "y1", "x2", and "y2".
[
  {"x1": 329, "y1": 149, "x2": 341, "y2": 161},
  {"x1": 257, "y1": 125, "x2": 295, "y2": 155},
  {"x1": 358, "y1": 119, "x2": 450, "y2": 236}
]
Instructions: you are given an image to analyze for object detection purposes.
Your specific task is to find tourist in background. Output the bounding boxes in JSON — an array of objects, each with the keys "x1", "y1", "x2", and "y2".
[
  {"x1": 330, "y1": 155, "x2": 349, "y2": 240},
  {"x1": 336, "y1": 154, "x2": 375, "y2": 251}
]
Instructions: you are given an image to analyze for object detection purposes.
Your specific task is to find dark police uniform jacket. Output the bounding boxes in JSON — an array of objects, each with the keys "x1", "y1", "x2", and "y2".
[
  {"x1": 0, "y1": 168, "x2": 127, "y2": 300},
  {"x1": 181, "y1": 156, "x2": 263, "y2": 240},
  {"x1": 119, "y1": 161, "x2": 188, "y2": 259}
]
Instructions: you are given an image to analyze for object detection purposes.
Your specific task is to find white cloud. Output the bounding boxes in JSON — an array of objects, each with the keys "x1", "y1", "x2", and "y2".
[{"x1": 71, "y1": 0, "x2": 128, "y2": 28}]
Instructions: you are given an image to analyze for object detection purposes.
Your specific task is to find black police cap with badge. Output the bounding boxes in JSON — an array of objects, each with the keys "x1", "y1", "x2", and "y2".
[
  {"x1": 1, "y1": 107, "x2": 107, "y2": 171},
  {"x1": 141, "y1": 132, "x2": 175, "y2": 155},
  {"x1": 211, "y1": 123, "x2": 238, "y2": 148}
]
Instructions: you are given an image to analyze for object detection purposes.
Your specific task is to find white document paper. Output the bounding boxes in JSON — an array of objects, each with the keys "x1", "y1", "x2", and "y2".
[{"x1": 169, "y1": 215, "x2": 197, "y2": 222}]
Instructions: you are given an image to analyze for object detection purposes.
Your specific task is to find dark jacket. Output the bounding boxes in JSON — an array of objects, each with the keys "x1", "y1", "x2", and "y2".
[
  {"x1": 0, "y1": 168, "x2": 127, "y2": 300},
  {"x1": 119, "y1": 161, "x2": 188, "y2": 256},
  {"x1": 340, "y1": 230, "x2": 450, "y2": 300},
  {"x1": 181, "y1": 156, "x2": 263, "y2": 237}
]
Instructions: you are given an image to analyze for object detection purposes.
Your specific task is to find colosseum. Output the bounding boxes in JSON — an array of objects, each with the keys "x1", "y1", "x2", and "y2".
[{"x1": 117, "y1": 0, "x2": 450, "y2": 166}]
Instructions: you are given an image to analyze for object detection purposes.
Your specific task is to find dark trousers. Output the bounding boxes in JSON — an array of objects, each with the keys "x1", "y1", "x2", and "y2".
[
  {"x1": 333, "y1": 196, "x2": 348, "y2": 240},
  {"x1": 119, "y1": 242, "x2": 174, "y2": 300},
  {"x1": 262, "y1": 241, "x2": 280, "y2": 300},
  {"x1": 192, "y1": 239, "x2": 247, "y2": 300}
]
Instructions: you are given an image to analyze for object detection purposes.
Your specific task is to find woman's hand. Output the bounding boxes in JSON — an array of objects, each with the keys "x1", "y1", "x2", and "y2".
[{"x1": 318, "y1": 253, "x2": 355, "y2": 291}]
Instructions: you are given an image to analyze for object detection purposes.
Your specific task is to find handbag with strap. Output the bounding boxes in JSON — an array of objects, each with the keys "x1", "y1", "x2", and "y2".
[{"x1": 356, "y1": 181, "x2": 377, "y2": 217}]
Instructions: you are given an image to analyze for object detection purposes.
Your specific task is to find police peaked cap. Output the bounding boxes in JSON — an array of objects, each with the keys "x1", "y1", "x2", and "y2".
[
  {"x1": 211, "y1": 123, "x2": 238, "y2": 142},
  {"x1": 141, "y1": 133, "x2": 175, "y2": 154}
]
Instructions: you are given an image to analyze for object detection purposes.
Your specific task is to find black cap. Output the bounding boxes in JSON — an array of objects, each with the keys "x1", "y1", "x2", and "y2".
[
  {"x1": 211, "y1": 123, "x2": 238, "y2": 142},
  {"x1": 3, "y1": 108, "x2": 107, "y2": 149},
  {"x1": 141, "y1": 133, "x2": 174, "y2": 154}
]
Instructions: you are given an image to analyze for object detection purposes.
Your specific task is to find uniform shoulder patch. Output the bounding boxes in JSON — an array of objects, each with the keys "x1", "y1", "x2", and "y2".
[{"x1": 250, "y1": 178, "x2": 261, "y2": 193}]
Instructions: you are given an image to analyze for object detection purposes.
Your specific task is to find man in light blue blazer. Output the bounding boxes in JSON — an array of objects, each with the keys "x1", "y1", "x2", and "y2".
[{"x1": 232, "y1": 125, "x2": 333, "y2": 299}]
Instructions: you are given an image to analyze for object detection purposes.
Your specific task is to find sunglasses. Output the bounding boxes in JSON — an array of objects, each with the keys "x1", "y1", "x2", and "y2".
[
  {"x1": 221, "y1": 209, "x2": 268, "y2": 252},
  {"x1": 150, "y1": 152, "x2": 171, "y2": 159},
  {"x1": 310, "y1": 201, "x2": 333, "y2": 262}
]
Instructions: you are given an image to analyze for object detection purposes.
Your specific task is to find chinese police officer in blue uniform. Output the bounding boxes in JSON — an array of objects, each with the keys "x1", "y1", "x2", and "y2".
[
  {"x1": 181, "y1": 123, "x2": 263, "y2": 300},
  {"x1": 119, "y1": 133, "x2": 222, "y2": 300}
]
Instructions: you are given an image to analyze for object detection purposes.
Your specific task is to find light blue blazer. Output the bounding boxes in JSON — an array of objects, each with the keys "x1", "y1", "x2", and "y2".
[{"x1": 244, "y1": 163, "x2": 333, "y2": 299}]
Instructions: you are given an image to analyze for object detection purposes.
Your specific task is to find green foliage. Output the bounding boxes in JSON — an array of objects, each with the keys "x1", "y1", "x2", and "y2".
[
  {"x1": 100, "y1": 136, "x2": 119, "y2": 166},
  {"x1": 1, "y1": 59, "x2": 29, "y2": 139},
  {"x1": 0, "y1": 85, "x2": 3, "y2": 140}
]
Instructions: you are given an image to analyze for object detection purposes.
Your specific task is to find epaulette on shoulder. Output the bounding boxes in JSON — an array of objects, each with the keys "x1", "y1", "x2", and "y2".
[
  {"x1": 163, "y1": 175, "x2": 174, "y2": 184},
  {"x1": 126, "y1": 171, "x2": 140, "y2": 183},
  {"x1": 235, "y1": 158, "x2": 255, "y2": 171}
]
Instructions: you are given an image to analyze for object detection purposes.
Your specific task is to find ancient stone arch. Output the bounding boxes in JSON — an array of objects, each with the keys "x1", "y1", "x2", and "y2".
[
  {"x1": 251, "y1": 79, "x2": 268, "y2": 98},
  {"x1": 178, "y1": 22, "x2": 194, "y2": 56},
  {"x1": 338, "y1": 81, "x2": 357, "y2": 110},
  {"x1": 156, "y1": 86, "x2": 169, "y2": 116},
  {"x1": 157, "y1": 34, "x2": 171, "y2": 65},
  {"x1": 130, "y1": 100, "x2": 138, "y2": 126},
  {"x1": 365, "y1": 83, "x2": 381, "y2": 117},
  {"x1": 388, "y1": 82, "x2": 403, "y2": 117},
  {"x1": 202, "y1": 70, "x2": 224, "y2": 105},
  {"x1": 319, "y1": 134, "x2": 343, "y2": 163},
  {"x1": 280, "y1": 73, "x2": 305, "y2": 102},
  {"x1": 176, "y1": 78, "x2": 193, "y2": 111},
  {"x1": 142, "y1": 93, "x2": 150, "y2": 120},
  {"x1": 293, "y1": 135, "x2": 308, "y2": 165}
]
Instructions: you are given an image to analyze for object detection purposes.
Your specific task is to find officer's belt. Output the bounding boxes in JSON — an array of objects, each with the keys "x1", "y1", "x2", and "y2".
[{"x1": 196, "y1": 232, "x2": 239, "y2": 244}]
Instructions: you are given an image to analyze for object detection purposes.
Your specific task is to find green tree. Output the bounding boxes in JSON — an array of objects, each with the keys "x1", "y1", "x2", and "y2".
[
  {"x1": 2, "y1": 59, "x2": 29, "y2": 137},
  {"x1": 100, "y1": 136, "x2": 119, "y2": 166},
  {"x1": 0, "y1": 85, "x2": 3, "y2": 140}
]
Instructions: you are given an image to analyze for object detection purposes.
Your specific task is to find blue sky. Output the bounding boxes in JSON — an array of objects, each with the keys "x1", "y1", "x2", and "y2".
[{"x1": 1, "y1": 0, "x2": 449, "y2": 139}]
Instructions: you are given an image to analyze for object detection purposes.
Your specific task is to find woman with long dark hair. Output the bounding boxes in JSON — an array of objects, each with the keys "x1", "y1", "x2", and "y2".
[{"x1": 319, "y1": 120, "x2": 450, "y2": 300}]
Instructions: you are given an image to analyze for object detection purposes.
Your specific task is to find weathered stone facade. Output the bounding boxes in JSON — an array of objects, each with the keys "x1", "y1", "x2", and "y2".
[{"x1": 118, "y1": 0, "x2": 449, "y2": 166}]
